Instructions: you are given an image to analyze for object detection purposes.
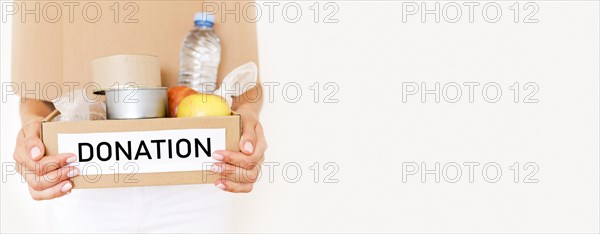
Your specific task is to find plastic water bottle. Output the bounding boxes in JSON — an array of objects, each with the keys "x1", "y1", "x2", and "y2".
[{"x1": 179, "y1": 12, "x2": 221, "y2": 93}]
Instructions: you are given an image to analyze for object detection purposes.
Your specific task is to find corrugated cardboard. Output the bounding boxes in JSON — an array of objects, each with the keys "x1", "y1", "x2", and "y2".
[{"x1": 41, "y1": 110, "x2": 241, "y2": 189}]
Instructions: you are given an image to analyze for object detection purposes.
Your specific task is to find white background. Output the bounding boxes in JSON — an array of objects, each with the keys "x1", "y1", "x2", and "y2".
[{"x1": 1, "y1": 1, "x2": 599, "y2": 233}]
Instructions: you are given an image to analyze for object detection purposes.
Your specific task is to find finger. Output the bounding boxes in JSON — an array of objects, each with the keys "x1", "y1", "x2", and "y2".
[
  {"x1": 13, "y1": 121, "x2": 47, "y2": 172},
  {"x1": 28, "y1": 180, "x2": 73, "y2": 201},
  {"x1": 22, "y1": 120, "x2": 45, "y2": 161},
  {"x1": 211, "y1": 162, "x2": 261, "y2": 183},
  {"x1": 24, "y1": 165, "x2": 79, "y2": 191},
  {"x1": 214, "y1": 178, "x2": 254, "y2": 193},
  {"x1": 17, "y1": 153, "x2": 77, "y2": 176},
  {"x1": 239, "y1": 113, "x2": 258, "y2": 155},
  {"x1": 212, "y1": 150, "x2": 263, "y2": 170}
]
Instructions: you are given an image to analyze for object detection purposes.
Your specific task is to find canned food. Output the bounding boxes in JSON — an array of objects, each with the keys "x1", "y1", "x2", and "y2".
[{"x1": 105, "y1": 87, "x2": 167, "y2": 119}]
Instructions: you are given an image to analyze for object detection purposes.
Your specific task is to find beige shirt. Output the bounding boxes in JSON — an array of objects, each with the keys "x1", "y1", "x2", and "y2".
[{"x1": 12, "y1": 1, "x2": 258, "y2": 101}]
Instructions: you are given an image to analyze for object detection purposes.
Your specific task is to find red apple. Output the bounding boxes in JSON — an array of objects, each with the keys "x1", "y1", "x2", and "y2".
[{"x1": 167, "y1": 86, "x2": 197, "y2": 117}]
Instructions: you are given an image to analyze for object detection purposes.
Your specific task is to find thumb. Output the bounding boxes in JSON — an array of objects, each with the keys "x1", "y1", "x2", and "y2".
[
  {"x1": 22, "y1": 120, "x2": 45, "y2": 161},
  {"x1": 239, "y1": 114, "x2": 257, "y2": 155}
]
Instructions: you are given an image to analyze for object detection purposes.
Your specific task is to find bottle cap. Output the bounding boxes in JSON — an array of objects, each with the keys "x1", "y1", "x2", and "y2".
[{"x1": 194, "y1": 12, "x2": 215, "y2": 27}]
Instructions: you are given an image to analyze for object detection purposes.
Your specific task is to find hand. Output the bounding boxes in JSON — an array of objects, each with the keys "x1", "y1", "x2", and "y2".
[
  {"x1": 210, "y1": 106, "x2": 267, "y2": 193},
  {"x1": 13, "y1": 117, "x2": 79, "y2": 200}
]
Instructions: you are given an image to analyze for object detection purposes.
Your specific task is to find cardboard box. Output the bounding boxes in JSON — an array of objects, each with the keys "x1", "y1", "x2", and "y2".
[{"x1": 41, "y1": 110, "x2": 240, "y2": 189}]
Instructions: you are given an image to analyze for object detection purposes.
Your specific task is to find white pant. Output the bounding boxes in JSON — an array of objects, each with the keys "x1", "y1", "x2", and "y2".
[{"x1": 45, "y1": 184, "x2": 234, "y2": 233}]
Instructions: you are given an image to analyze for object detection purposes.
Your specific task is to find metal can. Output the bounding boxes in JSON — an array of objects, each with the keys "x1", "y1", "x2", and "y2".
[{"x1": 105, "y1": 87, "x2": 168, "y2": 119}]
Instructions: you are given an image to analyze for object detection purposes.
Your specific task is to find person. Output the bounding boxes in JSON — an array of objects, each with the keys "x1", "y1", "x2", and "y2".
[{"x1": 11, "y1": 1, "x2": 266, "y2": 232}]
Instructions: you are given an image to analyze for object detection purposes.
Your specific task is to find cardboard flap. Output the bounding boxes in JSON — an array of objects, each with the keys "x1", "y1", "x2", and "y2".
[{"x1": 42, "y1": 110, "x2": 61, "y2": 122}]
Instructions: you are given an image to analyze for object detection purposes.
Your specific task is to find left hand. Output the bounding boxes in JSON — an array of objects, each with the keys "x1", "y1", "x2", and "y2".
[{"x1": 210, "y1": 106, "x2": 267, "y2": 193}]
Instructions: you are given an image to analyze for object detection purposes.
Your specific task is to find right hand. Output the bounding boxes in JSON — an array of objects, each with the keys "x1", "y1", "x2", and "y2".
[{"x1": 13, "y1": 117, "x2": 79, "y2": 200}]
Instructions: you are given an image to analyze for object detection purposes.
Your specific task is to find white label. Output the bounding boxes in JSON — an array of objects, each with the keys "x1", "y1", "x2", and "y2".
[{"x1": 57, "y1": 128, "x2": 225, "y2": 175}]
